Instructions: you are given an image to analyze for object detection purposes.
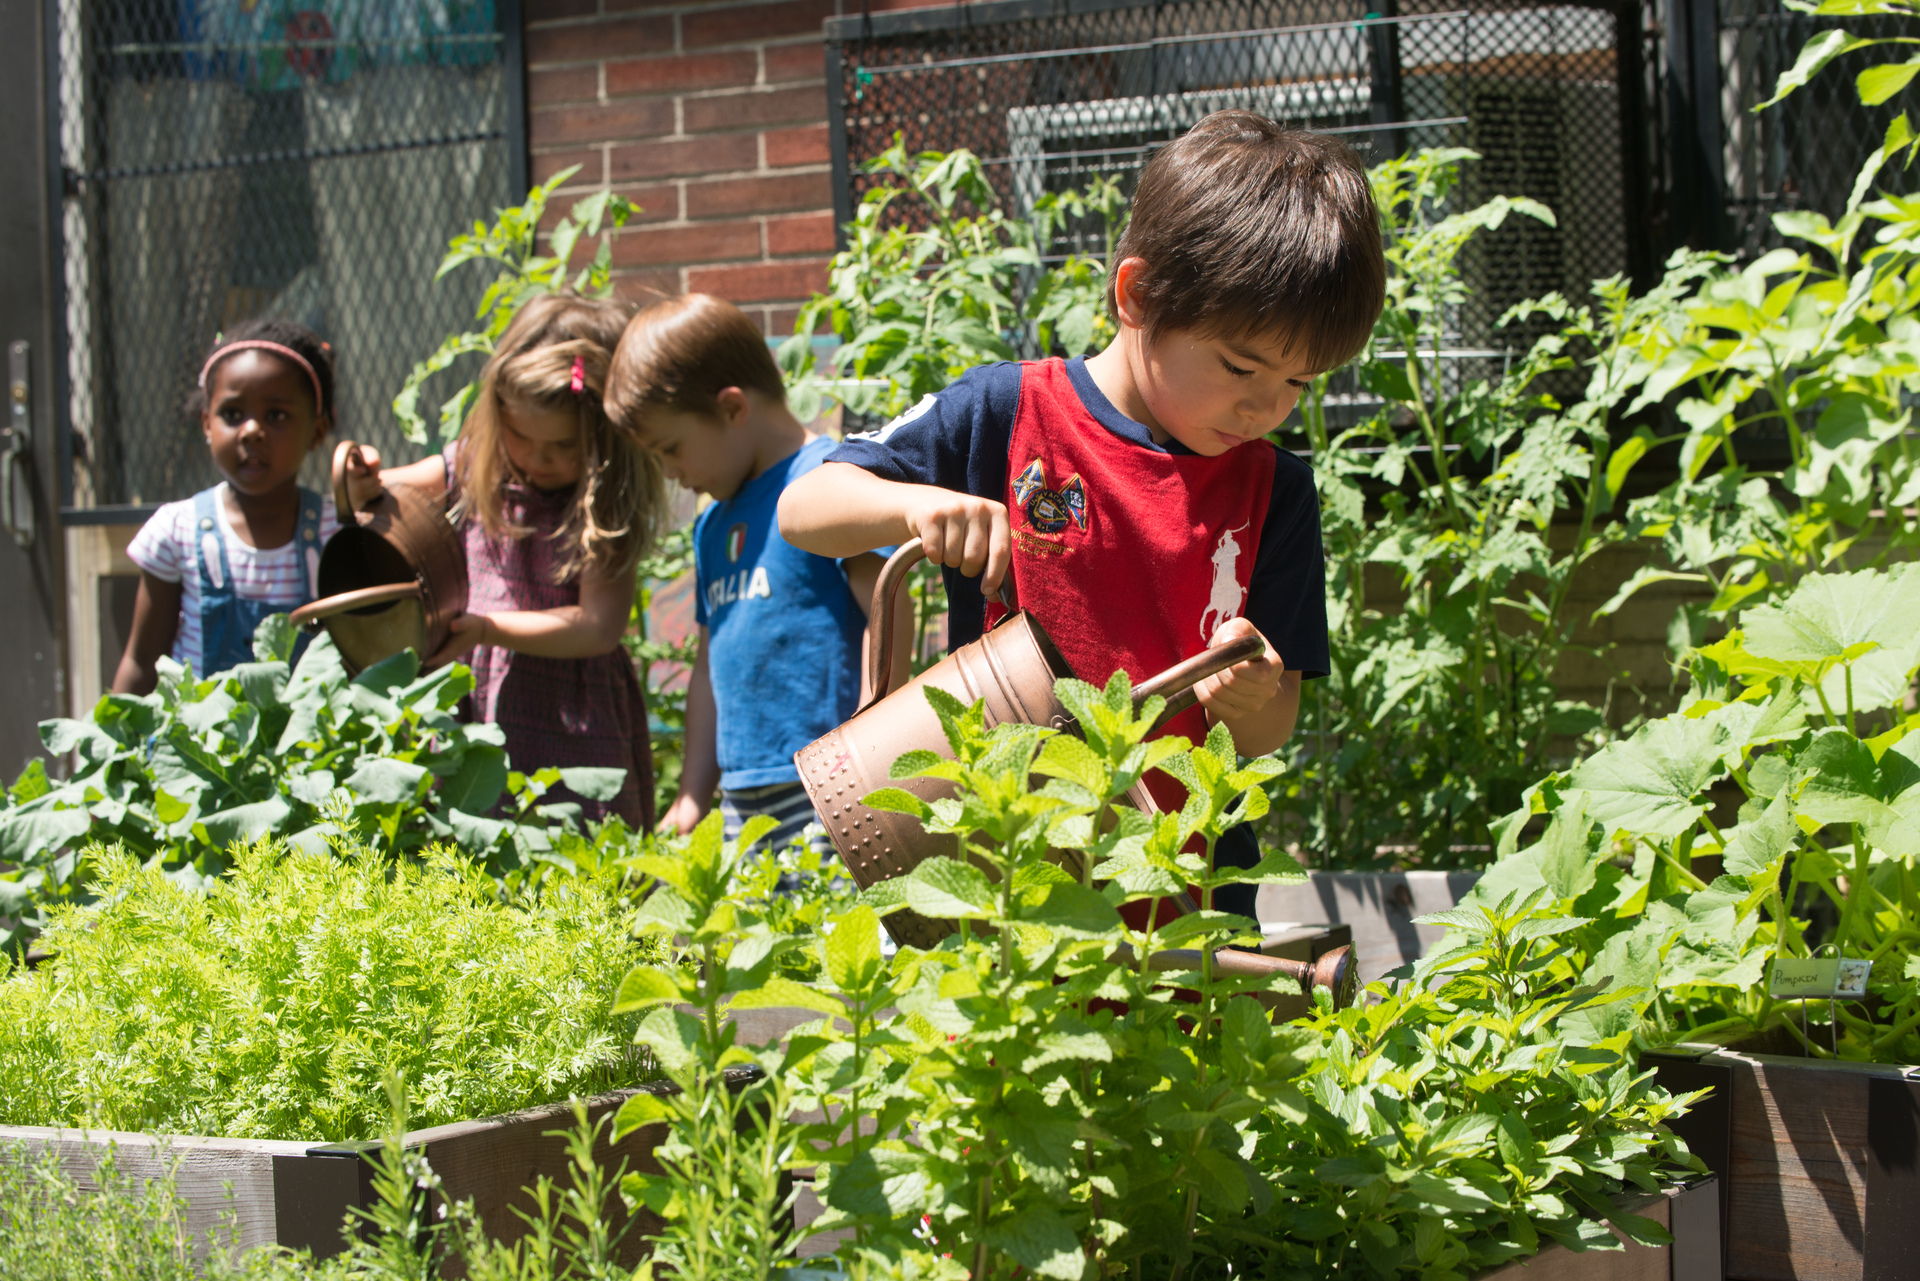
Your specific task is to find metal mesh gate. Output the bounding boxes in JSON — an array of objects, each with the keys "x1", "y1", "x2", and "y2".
[
  {"x1": 825, "y1": 0, "x2": 1643, "y2": 395},
  {"x1": 1711, "y1": 0, "x2": 1917, "y2": 258},
  {"x1": 50, "y1": 0, "x2": 522, "y2": 518}
]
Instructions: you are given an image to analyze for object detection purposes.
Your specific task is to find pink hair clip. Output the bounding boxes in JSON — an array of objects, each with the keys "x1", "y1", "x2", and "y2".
[{"x1": 570, "y1": 356, "x2": 585, "y2": 395}]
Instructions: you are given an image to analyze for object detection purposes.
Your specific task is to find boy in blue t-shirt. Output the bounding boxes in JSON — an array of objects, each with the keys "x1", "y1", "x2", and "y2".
[{"x1": 606, "y1": 293, "x2": 905, "y2": 849}]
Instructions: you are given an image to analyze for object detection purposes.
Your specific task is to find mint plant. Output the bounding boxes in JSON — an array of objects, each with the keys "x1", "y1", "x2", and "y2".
[
  {"x1": 610, "y1": 812, "x2": 814, "y2": 1280},
  {"x1": 610, "y1": 674, "x2": 1702, "y2": 1277},
  {"x1": 1222, "y1": 889, "x2": 1704, "y2": 1278}
]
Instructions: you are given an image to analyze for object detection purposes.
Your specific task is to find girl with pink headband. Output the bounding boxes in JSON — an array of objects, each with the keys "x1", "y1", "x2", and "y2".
[{"x1": 114, "y1": 319, "x2": 342, "y2": 693}]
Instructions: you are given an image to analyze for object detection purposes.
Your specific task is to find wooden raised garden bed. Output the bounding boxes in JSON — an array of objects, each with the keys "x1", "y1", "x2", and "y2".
[
  {"x1": 1646, "y1": 1039, "x2": 1920, "y2": 1281},
  {"x1": 1472, "y1": 1180, "x2": 1721, "y2": 1280},
  {"x1": 0, "y1": 1083, "x2": 680, "y2": 1264},
  {"x1": 1258, "y1": 871, "x2": 1479, "y2": 987}
]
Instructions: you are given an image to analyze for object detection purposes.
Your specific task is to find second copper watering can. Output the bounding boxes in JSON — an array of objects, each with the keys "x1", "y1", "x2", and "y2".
[
  {"x1": 288, "y1": 440, "x2": 467, "y2": 676},
  {"x1": 794, "y1": 539, "x2": 1355, "y2": 1009}
]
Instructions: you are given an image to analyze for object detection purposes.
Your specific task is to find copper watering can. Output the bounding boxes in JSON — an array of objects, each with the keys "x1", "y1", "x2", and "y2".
[
  {"x1": 288, "y1": 440, "x2": 467, "y2": 676},
  {"x1": 794, "y1": 539, "x2": 1355, "y2": 1009}
]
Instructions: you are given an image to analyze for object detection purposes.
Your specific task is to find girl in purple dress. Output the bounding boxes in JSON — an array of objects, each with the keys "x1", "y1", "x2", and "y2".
[{"x1": 345, "y1": 294, "x2": 667, "y2": 827}]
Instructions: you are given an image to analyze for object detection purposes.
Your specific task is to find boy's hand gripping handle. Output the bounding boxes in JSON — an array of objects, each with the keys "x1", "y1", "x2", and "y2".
[
  {"x1": 864, "y1": 538, "x2": 1017, "y2": 709},
  {"x1": 862, "y1": 539, "x2": 1266, "y2": 728}
]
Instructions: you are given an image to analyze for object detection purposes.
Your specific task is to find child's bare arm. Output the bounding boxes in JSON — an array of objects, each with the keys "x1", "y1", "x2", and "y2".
[
  {"x1": 1193, "y1": 616, "x2": 1301, "y2": 757},
  {"x1": 427, "y1": 570, "x2": 631, "y2": 667},
  {"x1": 113, "y1": 573, "x2": 184, "y2": 696},
  {"x1": 662, "y1": 628, "x2": 718, "y2": 835},
  {"x1": 339, "y1": 445, "x2": 447, "y2": 511},
  {"x1": 779, "y1": 461, "x2": 1012, "y2": 596}
]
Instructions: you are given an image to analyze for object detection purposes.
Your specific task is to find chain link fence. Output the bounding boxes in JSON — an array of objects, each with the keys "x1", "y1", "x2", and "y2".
[
  {"x1": 826, "y1": 0, "x2": 1640, "y2": 427},
  {"x1": 51, "y1": 0, "x2": 521, "y2": 517},
  {"x1": 1713, "y1": 0, "x2": 1917, "y2": 259}
]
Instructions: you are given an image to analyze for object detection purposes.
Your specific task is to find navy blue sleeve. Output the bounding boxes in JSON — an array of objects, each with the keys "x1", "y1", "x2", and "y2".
[
  {"x1": 1245, "y1": 447, "x2": 1331, "y2": 681},
  {"x1": 825, "y1": 362, "x2": 1024, "y2": 649}
]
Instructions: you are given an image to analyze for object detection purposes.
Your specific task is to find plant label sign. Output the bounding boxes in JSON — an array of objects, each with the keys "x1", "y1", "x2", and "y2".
[{"x1": 1769, "y1": 957, "x2": 1872, "y2": 1001}]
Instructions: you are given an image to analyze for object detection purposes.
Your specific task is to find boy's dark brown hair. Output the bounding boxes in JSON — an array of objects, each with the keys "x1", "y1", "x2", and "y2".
[
  {"x1": 604, "y1": 293, "x2": 786, "y2": 426},
  {"x1": 1107, "y1": 111, "x2": 1385, "y2": 372}
]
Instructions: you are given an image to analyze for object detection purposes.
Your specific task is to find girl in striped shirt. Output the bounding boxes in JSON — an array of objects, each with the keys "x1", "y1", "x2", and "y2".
[{"x1": 114, "y1": 320, "x2": 339, "y2": 693}]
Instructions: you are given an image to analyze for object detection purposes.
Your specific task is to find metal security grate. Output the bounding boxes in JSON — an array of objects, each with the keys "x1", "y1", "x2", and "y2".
[
  {"x1": 826, "y1": 0, "x2": 1644, "y2": 406},
  {"x1": 50, "y1": 0, "x2": 524, "y2": 517}
]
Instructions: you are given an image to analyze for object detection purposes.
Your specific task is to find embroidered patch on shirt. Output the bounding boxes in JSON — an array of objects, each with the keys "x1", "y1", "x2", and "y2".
[{"x1": 1011, "y1": 459, "x2": 1088, "y2": 534}]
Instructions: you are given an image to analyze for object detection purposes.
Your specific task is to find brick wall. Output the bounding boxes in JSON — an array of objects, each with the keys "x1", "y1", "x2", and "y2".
[{"x1": 523, "y1": 0, "x2": 941, "y2": 336}]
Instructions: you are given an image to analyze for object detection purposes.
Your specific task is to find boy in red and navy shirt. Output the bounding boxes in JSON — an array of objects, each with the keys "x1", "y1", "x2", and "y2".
[{"x1": 778, "y1": 111, "x2": 1386, "y2": 921}]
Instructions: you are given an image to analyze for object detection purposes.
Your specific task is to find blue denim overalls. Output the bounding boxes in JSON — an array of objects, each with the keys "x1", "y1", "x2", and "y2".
[{"x1": 192, "y1": 485, "x2": 324, "y2": 676}]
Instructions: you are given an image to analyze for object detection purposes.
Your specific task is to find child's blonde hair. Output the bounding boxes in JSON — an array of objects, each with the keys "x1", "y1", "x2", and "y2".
[{"x1": 455, "y1": 292, "x2": 666, "y2": 582}]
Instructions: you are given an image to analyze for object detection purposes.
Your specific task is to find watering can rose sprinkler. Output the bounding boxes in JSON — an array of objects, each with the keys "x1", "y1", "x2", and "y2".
[{"x1": 795, "y1": 539, "x2": 1357, "y2": 1010}]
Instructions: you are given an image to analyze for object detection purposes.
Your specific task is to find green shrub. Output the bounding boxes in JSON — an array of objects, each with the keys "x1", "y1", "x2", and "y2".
[
  {"x1": 610, "y1": 675, "x2": 1702, "y2": 1279},
  {"x1": 1468, "y1": 562, "x2": 1920, "y2": 1063},
  {"x1": 0, "y1": 840, "x2": 661, "y2": 1141},
  {"x1": 0, "y1": 632, "x2": 637, "y2": 952}
]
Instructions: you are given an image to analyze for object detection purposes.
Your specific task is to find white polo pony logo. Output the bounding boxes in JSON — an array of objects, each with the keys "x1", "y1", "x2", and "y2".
[{"x1": 1199, "y1": 523, "x2": 1249, "y2": 642}]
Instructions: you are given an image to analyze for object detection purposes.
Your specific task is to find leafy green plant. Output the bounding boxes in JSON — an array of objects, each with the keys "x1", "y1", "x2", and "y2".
[
  {"x1": 0, "y1": 1140, "x2": 310, "y2": 1281},
  {"x1": 0, "y1": 838, "x2": 661, "y2": 1141},
  {"x1": 393, "y1": 166, "x2": 636, "y2": 445},
  {"x1": 1224, "y1": 889, "x2": 1704, "y2": 1278},
  {"x1": 612, "y1": 672, "x2": 1702, "y2": 1278},
  {"x1": 1762, "y1": 0, "x2": 1920, "y2": 115},
  {"x1": 1273, "y1": 149, "x2": 1658, "y2": 869},
  {"x1": 1469, "y1": 562, "x2": 1920, "y2": 1061},
  {"x1": 778, "y1": 140, "x2": 1122, "y2": 424},
  {"x1": 1593, "y1": 0, "x2": 1917, "y2": 626},
  {"x1": 0, "y1": 630, "x2": 636, "y2": 952},
  {"x1": 609, "y1": 812, "x2": 812, "y2": 1279}
]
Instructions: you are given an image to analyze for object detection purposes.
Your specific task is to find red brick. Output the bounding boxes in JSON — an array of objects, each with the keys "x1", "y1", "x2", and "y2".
[
  {"x1": 611, "y1": 133, "x2": 759, "y2": 182},
  {"x1": 769, "y1": 304, "x2": 835, "y2": 334},
  {"x1": 606, "y1": 50, "x2": 757, "y2": 98},
  {"x1": 614, "y1": 271, "x2": 685, "y2": 305},
  {"x1": 531, "y1": 98, "x2": 675, "y2": 146},
  {"x1": 764, "y1": 123, "x2": 830, "y2": 168},
  {"x1": 683, "y1": 84, "x2": 827, "y2": 134},
  {"x1": 686, "y1": 259, "x2": 830, "y2": 303},
  {"x1": 526, "y1": 0, "x2": 599, "y2": 19},
  {"x1": 685, "y1": 170, "x2": 832, "y2": 218},
  {"x1": 607, "y1": 184, "x2": 682, "y2": 225},
  {"x1": 529, "y1": 65, "x2": 599, "y2": 106},
  {"x1": 766, "y1": 210, "x2": 834, "y2": 255},
  {"x1": 763, "y1": 41, "x2": 828, "y2": 85},
  {"x1": 527, "y1": 15, "x2": 673, "y2": 65},
  {"x1": 612, "y1": 220, "x2": 762, "y2": 267},
  {"x1": 539, "y1": 182, "x2": 681, "y2": 231},
  {"x1": 682, "y1": 0, "x2": 835, "y2": 49},
  {"x1": 532, "y1": 148, "x2": 604, "y2": 186}
]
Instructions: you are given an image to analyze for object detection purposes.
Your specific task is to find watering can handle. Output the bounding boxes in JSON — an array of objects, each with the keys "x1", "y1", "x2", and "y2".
[
  {"x1": 332, "y1": 439, "x2": 369, "y2": 518},
  {"x1": 288, "y1": 582, "x2": 423, "y2": 632},
  {"x1": 865, "y1": 538, "x2": 1018, "y2": 705}
]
